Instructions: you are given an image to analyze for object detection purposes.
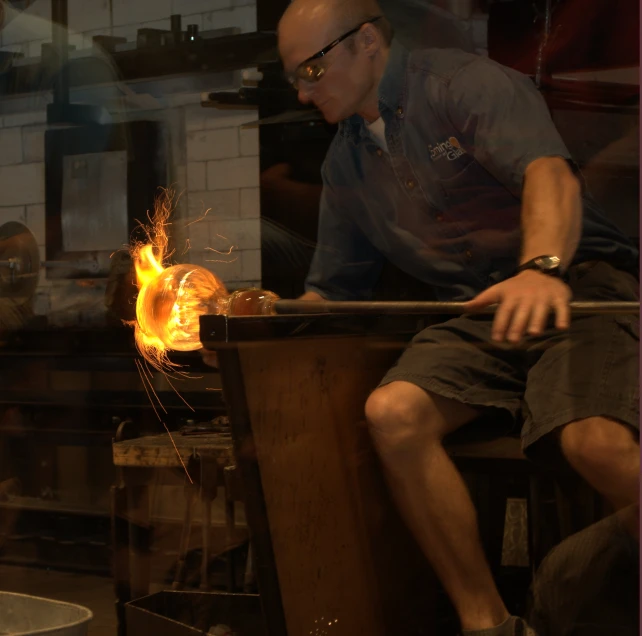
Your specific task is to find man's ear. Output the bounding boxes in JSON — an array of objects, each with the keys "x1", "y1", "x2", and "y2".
[{"x1": 361, "y1": 23, "x2": 381, "y2": 56}]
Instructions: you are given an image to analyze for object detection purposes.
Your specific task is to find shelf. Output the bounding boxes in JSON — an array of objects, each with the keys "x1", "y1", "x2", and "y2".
[
  {"x1": 0, "y1": 496, "x2": 109, "y2": 518},
  {"x1": 2, "y1": 31, "x2": 277, "y2": 97}
]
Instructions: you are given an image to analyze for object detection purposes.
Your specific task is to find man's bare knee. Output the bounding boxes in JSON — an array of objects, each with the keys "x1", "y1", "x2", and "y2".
[
  {"x1": 365, "y1": 381, "x2": 479, "y2": 452},
  {"x1": 561, "y1": 417, "x2": 639, "y2": 480}
]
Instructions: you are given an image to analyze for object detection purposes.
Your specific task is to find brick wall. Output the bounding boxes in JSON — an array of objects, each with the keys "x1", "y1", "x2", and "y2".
[{"x1": 0, "y1": 0, "x2": 261, "y2": 322}]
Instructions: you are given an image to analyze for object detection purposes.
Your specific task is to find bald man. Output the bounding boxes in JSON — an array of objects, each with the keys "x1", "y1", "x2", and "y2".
[{"x1": 278, "y1": 2, "x2": 640, "y2": 636}]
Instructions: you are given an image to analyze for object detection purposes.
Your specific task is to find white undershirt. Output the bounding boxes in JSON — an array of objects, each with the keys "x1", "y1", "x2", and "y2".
[{"x1": 366, "y1": 117, "x2": 388, "y2": 153}]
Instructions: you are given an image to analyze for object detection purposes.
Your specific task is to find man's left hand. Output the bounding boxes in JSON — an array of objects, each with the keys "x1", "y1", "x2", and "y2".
[{"x1": 464, "y1": 270, "x2": 572, "y2": 342}]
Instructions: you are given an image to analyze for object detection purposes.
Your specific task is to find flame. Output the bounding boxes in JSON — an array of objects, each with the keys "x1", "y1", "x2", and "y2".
[{"x1": 129, "y1": 189, "x2": 228, "y2": 372}]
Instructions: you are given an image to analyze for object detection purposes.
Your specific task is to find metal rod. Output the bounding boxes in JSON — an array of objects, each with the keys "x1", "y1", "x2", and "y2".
[
  {"x1": 51, "y1": 0, "x2": 70, "y2": 106},
  {"x1": 274, "y1": 300, "x2": 640, "y2": 316}
]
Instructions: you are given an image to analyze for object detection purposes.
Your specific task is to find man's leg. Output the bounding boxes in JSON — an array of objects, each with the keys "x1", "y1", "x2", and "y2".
[
  {"x1": 560, "y1": 417, "x2": 640, "y2": 526},
  {"x1": 365, "y1": 380, "x2": 510, "y2": 631}
]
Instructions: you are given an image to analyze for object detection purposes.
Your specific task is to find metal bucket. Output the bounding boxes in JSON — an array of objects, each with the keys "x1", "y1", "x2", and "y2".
[{"x1": 0, "y1": 592, "x2": 93, "y2": 636}]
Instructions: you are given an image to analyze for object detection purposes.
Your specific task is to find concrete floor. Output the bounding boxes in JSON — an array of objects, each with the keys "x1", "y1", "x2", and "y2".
[{"x1": 0, "y1": 565, "x2": 117, "y2": 636}]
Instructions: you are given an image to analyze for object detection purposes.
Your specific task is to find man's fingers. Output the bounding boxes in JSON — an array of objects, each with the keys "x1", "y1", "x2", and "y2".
[
  {"x1": 526, "y1": 301, "x2": 552, "y2": 337},
  {"x1": 553, "y1": 296, "x2": 571, "y2": 330},
  {"x1": 492, "y1": 299, "x2": 519, "y2": 341},
  {"x1": 506, "y1": 302, "x2": 534, "y2": 343}
]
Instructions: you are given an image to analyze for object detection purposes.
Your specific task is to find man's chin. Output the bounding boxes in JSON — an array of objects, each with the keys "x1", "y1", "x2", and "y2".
[{"x1": 319, "y1": 108, "x2": 348, "y2": 125}]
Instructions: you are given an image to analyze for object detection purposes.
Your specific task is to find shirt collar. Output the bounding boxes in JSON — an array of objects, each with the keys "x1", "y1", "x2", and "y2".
[{"x1": 339, "y1": 39, "x2": 409, "y2": 144}]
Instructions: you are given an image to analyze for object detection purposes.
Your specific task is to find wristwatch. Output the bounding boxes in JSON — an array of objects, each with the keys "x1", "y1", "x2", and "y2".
[{"x1": 516, "y1": 255, "x2": 562, "y2": 277}]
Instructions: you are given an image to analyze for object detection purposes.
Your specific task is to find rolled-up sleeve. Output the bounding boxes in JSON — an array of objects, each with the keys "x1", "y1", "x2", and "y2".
[
  {"x1": 446, "y1": 59, "x2": 572, "y2": 196},
  {"x1": 305, "y1": 168, "x2": 384, "y2": 300}
]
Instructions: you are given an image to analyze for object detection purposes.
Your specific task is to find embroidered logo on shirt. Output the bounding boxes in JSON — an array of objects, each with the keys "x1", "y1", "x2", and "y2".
[{"x1": 429, "y1": 137, "x2": 466, "y2": 162}]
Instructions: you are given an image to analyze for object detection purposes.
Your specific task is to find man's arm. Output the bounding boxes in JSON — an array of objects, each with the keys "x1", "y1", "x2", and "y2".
[
  {"x1": 520, "y1": 156, "x2": 582, "y2": 270},
  {"x1": 445, "y1": 58, "x2": 583, "y2": 342},
  {"x1": 466, "y1": 157, "x2": 580, "y2": 340}
]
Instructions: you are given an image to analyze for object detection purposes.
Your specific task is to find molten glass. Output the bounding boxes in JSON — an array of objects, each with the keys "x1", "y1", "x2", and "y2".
[
  {"x1": 136, "y1": 262, "x2": 229, "y2": 352},
  {"x1": 223, "y1": 288, "x2": 280, "y2": 316},
  {"x1": 135, "y1": 265, "x2": 277, "y2": 355},
  {"x1": 130, "y1": 190, "x2": 278, "y2": 371}
]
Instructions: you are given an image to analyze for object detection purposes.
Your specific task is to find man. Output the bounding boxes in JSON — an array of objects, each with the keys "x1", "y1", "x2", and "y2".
[{"x1": 278, "y1": 1, "x2": 640, "y2": 635}]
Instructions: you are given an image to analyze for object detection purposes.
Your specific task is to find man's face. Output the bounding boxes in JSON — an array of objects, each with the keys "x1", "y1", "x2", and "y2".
[{"x1": 279, "y1": 20, "x2": 375, "y2": 124}]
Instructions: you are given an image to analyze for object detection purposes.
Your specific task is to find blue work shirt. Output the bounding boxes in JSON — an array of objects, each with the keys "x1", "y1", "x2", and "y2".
[{"x1": 305, "y1": 41, "x2": 638, "y2": 301}]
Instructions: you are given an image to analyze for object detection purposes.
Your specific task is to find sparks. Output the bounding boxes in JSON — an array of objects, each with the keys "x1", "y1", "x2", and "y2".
[{"x1": 128, "y1": 188, "x2": 229, "y2": 373}]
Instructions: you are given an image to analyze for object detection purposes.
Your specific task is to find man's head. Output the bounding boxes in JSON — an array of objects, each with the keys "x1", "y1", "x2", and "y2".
[{"x1": 278, "y1": 0, "x2": 393, "y2": 124}]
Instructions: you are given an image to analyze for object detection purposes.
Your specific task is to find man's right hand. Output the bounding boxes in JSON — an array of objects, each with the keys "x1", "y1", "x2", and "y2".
[{"x1": 299, "y1": 291, "x2": 325, "y2": 301}]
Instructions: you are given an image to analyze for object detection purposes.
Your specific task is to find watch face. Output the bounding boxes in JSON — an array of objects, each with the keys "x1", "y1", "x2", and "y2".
[{"x1": 534, "y1": 256, "x2": 561, "y2": 270}]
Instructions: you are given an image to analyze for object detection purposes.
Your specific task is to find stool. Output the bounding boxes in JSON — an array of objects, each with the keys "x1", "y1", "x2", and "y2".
[
  {"x1": 446, "y1": 436, "x2": 603, "y2": 574},
  {"x1": 111, "y1": 421, "x2": 245, "y2": 636}
]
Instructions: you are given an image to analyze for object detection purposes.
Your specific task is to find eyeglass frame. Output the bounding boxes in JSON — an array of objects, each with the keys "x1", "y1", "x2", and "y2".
[{"x1": 285, "y1": 16, "x2": 383, "y2": 88}]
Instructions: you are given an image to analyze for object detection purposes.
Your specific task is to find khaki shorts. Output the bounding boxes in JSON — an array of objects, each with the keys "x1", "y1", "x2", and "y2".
[{"x1": 379, "y1": 261, "x2": 640, "y2": 455}]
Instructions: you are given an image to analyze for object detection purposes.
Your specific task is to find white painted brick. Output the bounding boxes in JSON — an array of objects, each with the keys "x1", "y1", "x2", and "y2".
[
  {"x1": 22, "y1": 126, "x2": 45, "y2": 163},
  {"x1": 83, "y1": 27, "x2": 113, "y2": 40},
  {"x1": 0, "y1": 163, "x2": 45, "y2": 206},
  {"x1": 68, "y1": 0, "x2": 111, "y2": 33},
  {"x1": 187, "y1": 128, "x2": 239, "y2": 162},
  {"x1": 1, "y1": 0, "x2": 51, "y2": 44},
  {"x1": 184, "y1": 248, "x2": 205, "y2": 266},
  {"x1": 111, "y1": 0, "x2": 172, "y2": 27},
  {"x1": 0, "y1": 206, "x2": 26, "y2": 225},
  {"x1": 166, "y1": 92, "x2": 214, "y2": 109},
  {"x1": 187, "y1": 225, "x2": 212, "y2": 251},
  {"x1": 239, "y1": 127, "x2": 258, "y2": 156},
  {"x1": 180, "y1": 13, "x2": 204, "y2": 31},
  {"x1": 3, "y1": 111, "x2": 47, "y2": 128},
  {"x1": 240, "y1": 187, "x2": 259, "y2": 218},
  {"x1": 140, "y1": 18, "x2": 172, "y2": 30},
  {"x1": 202, "y1": 6, "x2": 256, "y2": 33},
  {"x1": 228, "y1": 280, "x2": 260, "y2": 290},
  {"x1": 172, "y1": 0, "x2": 231, "y2": 15},
  {"x1": 0, "y1": 128, "x2": 23, "y2": 166},
  {"x1": 172, "y1": 164, "x2": 188, "y2": 193},
  {"x1": 1, "y1": 27, "x2": 26, "y2": 47},
  {"x1": 0, "y1": 43, "x2": 27, "y2": 55},
  {"x1": 207, "y1": 156, "x2": 259, "y2": 190},
  {"x1": 241, "y1": 249, "x2": 260, "y2": 281},
  {"x1": 26, "y1": 204, "x2": 46, "y2": 245},
  {"x1": 232, "y1": 0, "x2": 256, "y2": 7},
  {"x1": 110, "y1": 24, "x2": 139, "y2": 42},
  {"x1": 187, "y1": 162, "x2": 206, "y2": 191},
  {"x1": 207, "y1": 219, "x2": 260, "y2": 251},
  {"x1": 205, "y1": 109, "x2": 257, "y2": 130},
  {"x1": 25, "y1": 0, "x2": 52, "y2": 20},
  {"x1": 185, "y1": 104, "x2": 207, "y2": 132},
  {"x1": 27, "y1": 39, "x2": 49, "y2": 58},
  {"x1": 68, "y1": 34, "x2": 86, "y2": 50},
  {"x1": 204, "y1": 250, "x2": 243, "y2": 282},
  {"x1": 188, "y1": 189, "x2": 240, "y2": 221}
]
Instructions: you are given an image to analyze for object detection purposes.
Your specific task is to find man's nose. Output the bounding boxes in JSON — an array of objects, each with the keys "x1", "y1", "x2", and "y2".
[{"x1": 297, "y1": 84, "x2": 313, "y2": 104}]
